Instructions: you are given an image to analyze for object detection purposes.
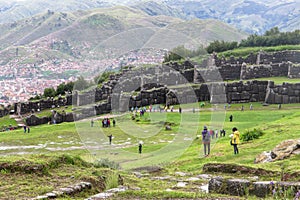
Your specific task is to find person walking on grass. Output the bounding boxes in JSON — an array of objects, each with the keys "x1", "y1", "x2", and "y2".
[
  {"x1": 91, "y1": 119, "x2": 94, "y2": 127},
  {"x1": 231, "y1": 127, "x2": 240, "y2": 154},
  {"x1": 108, "y1": 134, "x2": 113, "y2": 145},
  {"x1": 202, "y1": 126, "x2": 211, "y2": 156},
  {"x1": 138, "y1": 141, "x2": 143, "y2": 154},
  {"x1": 229, "y1": 114, "x2": 233, "y2": 122}
]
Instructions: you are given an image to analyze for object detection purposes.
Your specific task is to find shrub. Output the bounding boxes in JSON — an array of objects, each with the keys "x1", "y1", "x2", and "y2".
[
  {"x1": 94, "y1": 158, "x2": 120, "y2": 170},
  {"x1": 241, "y1": 128, "x2": 264, "y2": 141}
]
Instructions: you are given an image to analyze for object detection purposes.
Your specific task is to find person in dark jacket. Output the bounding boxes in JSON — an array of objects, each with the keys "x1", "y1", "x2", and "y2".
[{"x1": 202, "y1": 126, "x2": 211, "y2": 156}]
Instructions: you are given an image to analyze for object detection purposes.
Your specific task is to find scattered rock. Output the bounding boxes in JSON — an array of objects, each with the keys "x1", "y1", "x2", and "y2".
[
  {"x1": 175, "y1": 172, "x2": 189, "y2": 177},
  {"x1": 33, "y1": 196, "x2": 48, "y2": 200},
  {"x1": 45, "y1": 192, "x2": 57, "y2": 198},
  {"x1": 151, "y1": 176, "x2": 172, "y2": 181},
  {"x1": 186, "y1": 177, "x2": 200, "y2": 181},
  {"x1": 130, "y1": 187, "x2": 141, "y2": 191},
  {"x1": 165, "y1": 125, "x2": 172, "y2": 130},
  {"x1": 106, "y1": 186, "x2": 127, "y2": 193},
  {"x1": 132, "y1": 171, "x2": 143, "y2": 178},
  {"x1": 88, "y1": 192, "x2": 114, "y2": 199},
  {"x1": 255, "y1": 139, "x2": 300, "y2": 163},
  {"x1": 199, "y1": 184, "x2": 209, "y2": 193},
  {"x1": 87, "y1": 186, "x2": 128, "y2": 200},
  {"x1": 176, "y1": 182, "x2": 187, "y2": 188},
  {"x1": 197, "y1": 174, "x2": 212, "y2": 180},
  {"x1": 59, "y1": 187, "x2": 74, "y2": 195}
]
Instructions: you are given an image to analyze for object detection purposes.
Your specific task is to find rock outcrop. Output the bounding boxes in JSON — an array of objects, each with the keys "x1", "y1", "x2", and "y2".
[{"x1": 255, "y1": 139, "x2": 300, "y2": 163}]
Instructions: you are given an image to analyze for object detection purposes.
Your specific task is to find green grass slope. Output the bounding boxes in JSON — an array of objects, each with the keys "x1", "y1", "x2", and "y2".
[{"x1": 1, "y1": 102, "x2": 299, "y2": 199}]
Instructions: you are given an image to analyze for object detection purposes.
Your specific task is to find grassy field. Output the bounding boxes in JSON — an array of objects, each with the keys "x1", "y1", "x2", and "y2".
[{"x1": 0, "y1": 102, "x2": 300, "y2": 199}]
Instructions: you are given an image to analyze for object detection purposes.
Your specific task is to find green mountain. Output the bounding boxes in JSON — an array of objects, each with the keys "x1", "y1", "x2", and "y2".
[{"x1": 0, "y1": 6, "x2": 247, "y2": 66}]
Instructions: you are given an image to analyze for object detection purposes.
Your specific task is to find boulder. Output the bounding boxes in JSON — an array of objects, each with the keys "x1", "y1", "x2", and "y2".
[
  {"x1": 255, "y1": 139, "x2": 300, "y2": 163},
  {"x1": 226, "y1": 179, "x2": 250, "y2": 196}
]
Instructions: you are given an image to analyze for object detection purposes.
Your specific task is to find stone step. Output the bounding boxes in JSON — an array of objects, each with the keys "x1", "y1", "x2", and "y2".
[
  {"x1": 86, "y1": 186, "x2": 127, "y2": 200},
  {"x1": 31, "y1": 182, "x2": 92, "y2": 200}
]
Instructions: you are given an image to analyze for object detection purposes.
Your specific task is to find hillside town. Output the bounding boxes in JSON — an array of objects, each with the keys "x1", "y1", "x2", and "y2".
[{"x1": 0, "y1": 48, "x2": 166, "y2": 106}]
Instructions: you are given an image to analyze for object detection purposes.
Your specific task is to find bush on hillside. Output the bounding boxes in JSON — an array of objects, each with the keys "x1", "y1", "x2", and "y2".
[{"x1": 241, "y1": 128, "x2": 264, "y2": 142}]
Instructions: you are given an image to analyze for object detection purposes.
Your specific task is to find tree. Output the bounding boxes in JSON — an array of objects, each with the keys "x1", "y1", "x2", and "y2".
[
  {"x1": 73, "y1": 76, "x2": 89, "y2": 91},
  {"x1": 43, "y1": 88, "x2": 56, "y2": 97},
  {"x1": 94, "y1": 71, "x2": 113, "y2": 85},
  {"x1": 206, "y1": 40, "x2": 238, "y2": 53},
  {"x1": 56, "y1": 83, "x2": 66, "y2": 96},
  {"x1": 264, "y1": 27, "x2": 280, "y2": 36}
]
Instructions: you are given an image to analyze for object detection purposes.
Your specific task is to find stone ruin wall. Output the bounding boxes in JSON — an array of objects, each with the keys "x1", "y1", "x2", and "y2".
[
  {"x1": 6, "y1": 50, "x2": 300, "y2": 123},
  {"x1": 0, "y1": 108, "x2": 10, "y2": 118},
  {"x1": 288, "y1": 63, "x2": 300, "y2": 78},
  {"x1": 265, "y1": 81, "x2": 300, "y2": 104}
]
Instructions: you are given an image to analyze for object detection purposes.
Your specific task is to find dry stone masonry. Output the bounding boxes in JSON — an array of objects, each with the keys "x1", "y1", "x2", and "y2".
[
  {"x1": 6, "y1": 50, "x2": 300, "y2": 125},
  {"x1": 209, "y1": 177, "x2": 300, "y2": 198}
]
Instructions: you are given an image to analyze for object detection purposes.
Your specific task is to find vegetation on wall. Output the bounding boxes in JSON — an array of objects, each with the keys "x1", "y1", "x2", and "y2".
[{"x1": 206, "y1": 27, "x2": 300, "y2": 53}]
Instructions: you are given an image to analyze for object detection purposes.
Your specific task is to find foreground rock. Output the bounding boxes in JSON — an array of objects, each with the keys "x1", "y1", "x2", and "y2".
[
  {"x1": 32, "y1": 182, "x2": 92, "y2": 200},
  {"x1": 255, "y1": 139, "x2": 300, "y2": 163},
  {"x1": 209, "y1": 177, "x2": 300, "y2": 198},
  {"x1": 86, "y1": 186, "x2": 128, "y2": 200}
]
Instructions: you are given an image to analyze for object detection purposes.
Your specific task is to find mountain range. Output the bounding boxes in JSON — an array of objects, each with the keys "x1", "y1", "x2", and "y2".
[
  {"x1": 0, "y1": 0, "x2": 299, "y2": 34},
  {"x1": 0, "y1": 6, "x2": 247, "y2": 67}
]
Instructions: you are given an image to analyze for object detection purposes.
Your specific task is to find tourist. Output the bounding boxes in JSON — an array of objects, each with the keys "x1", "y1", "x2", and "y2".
[
  {"x1": 138, "y1": 141, "x2": 143, "y2": 154},
  {"x1": 91, "y1": 119, "x2": 94, "y2": 127},
  {"x1": 108, "y1": 134, "x2": 113, "y2": 145},
  {"x1": 164, "y1": 105, "x2": 168, "y2": 112},
  {"x1": 202, "y1": 126, "x2": 211, "y2": 156},
  {"x1": 113, "y1": 119, "x2": 116, "y2": 127},
  {"x1": 231, "y1": 127, "x2": 240, "y2": 154},
  {"x1": 250, "y1": 104, "x2": 253, "y2": 110},
  {"x1": 209, "y1": 128, "x2": 214, "y2": 139},
  {"x1": 241, "y1": 105, "x2": 244, "y2": 111},
  {"x1": 229, "y1": 115, "x2": 233, "y2": 122},
  {"x1": 220, "y1": 129, "x2": 226, "y2": 137},
  {"x1": 278, "y1": 104, "x2": 282, "y2": 109},
  {"x1": 179, "y1": 107, "x2": 182, "y2": 114},
  {"x1": 107, "y1": 118, "x2": 111, "y2": 127}
]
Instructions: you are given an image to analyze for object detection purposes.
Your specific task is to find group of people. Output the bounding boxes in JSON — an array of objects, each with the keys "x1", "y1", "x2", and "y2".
[
  {"x1": 1, "y1": 125, "x2": 16, "y2": 132},
  {"x1": 90, "y1": 118, "x2": 116, "y2": 128},
  {"x1": 102, "y1": 118, "x2": 116, "y2": 128},
  {"x1": 201, "y1": 126, "x2": 240, "y2": 156}
]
